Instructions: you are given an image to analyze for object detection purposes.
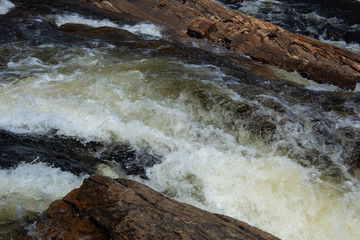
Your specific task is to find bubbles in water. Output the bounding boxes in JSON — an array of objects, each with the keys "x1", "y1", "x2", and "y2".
[
  {"x1": 0, "y1": 161, "x2": 87, "y2": 221},
  {"x1": 145, "y1": 147, "x2": 360, "y2": 239},
  {"x1": 46, "y1": 13, "x2": 164, "y2": 38},
  {"x1": 234, "y1": 0, "x2": 360, "y2": 54},
  {"x1": 322, "y1": 40, "x2": 360, "y2": 55},
  {"x1": 1, "y1": 41, "x2": 360, "y2": 239},
  {"x1": 49, "y1": 13, "x2": 120, "y2": 28},
  {"x1": 266, "y1": 65, "x2": 343, "y2": 92},
  {"x1": 121, "y1": 22, "x2": 164, "y2": 39},
  {"x1": 0, "y1": 0, "x2": 14, "y2": 15}
]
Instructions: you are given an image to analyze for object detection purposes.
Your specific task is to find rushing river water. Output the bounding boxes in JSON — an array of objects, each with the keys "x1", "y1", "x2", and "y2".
[
  {"x1": 218, "y1": 0, "x2": 360, "y2": 54},
  {"x1": 1, "y1": 0, "x2": 360, "y2": 239}
]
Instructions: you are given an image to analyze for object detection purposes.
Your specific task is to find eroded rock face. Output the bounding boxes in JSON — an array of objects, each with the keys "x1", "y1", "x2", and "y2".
[
  {"x1": 13, "y1": 0, "x2": 359, "y2": 89},
  {"x1": 78, "y1": 0, "x2": 360, "y2": 89},
  {"x1": 36, "y1": 176, "x2": 280, "y2": 240},
  {"x1": 36, "y1": 200, "x2": 109, "y2": 240}
]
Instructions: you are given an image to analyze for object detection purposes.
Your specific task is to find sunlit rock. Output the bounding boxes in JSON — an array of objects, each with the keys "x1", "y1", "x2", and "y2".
[
  {"x1": 77, "y1": 0, "x2": 360, "y2": 89},
  {"x1": 36, "y1": 176, "x2": 280, "y2": 240}
]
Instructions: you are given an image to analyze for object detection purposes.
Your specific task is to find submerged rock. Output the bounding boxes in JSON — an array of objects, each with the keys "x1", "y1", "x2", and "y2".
[
  {"x1": 0, "y1": 130, "x2": 161, "y2": 179},
  {"x1": 36, "y1": 175, "x2": 280, "y2": 240}
]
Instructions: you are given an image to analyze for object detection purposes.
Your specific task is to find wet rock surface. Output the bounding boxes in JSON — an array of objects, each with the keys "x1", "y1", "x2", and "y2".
[
  {"x1": 185, "y1": 6, "x2": 360, "y2": 90},
  {"x1": 36, "y1": 200, "x2": 110, "y2": 240},
  {"x1": 43, "y1": 0, "x2": 360, "y2": 89},
  {"x1": 0, "y1": 130, "x2": 97, "y2": 175},
  {"x1": 0, "y1": 130, "x2": 160, "y2": 179},
  {"x1": 220, "y1": 0, "x2": 360, "y2": 45},
  {"x1": 36, "y1": 175, "x2": 280, "y2": 240},
  {"x1": 8, "y1": 0, "x2": 360, "y2": 89},
  {"x1": 1, "y1": 0, "x2": 359, "y2": 239},
  {"x1": 0, "y1": 220, "x2": 34, "y2": 240}
]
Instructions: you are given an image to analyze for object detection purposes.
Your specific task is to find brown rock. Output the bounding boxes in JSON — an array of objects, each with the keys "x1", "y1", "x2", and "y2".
[
  {"x1": 187, "y1": 17, "x2": 215, "y2": 38},
  {"x1": 58, "y1": 23, "x2": 141, "y2": 41},
  {"x1": 72, "y1": 0, "x2": 360, "y2": 89},
  {"x1": 36, "y1": 175, "x2": 280, "y2": 240},
  {"x1": 55, "y1": 18, "x2": 283, "y2": 83},
  {"x1": 36, "y1": 200, "x2": 109, "y2": 240}
]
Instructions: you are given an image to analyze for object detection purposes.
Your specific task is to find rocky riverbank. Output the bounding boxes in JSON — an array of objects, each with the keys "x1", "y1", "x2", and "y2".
[
  {"x1": 34, "y1": 176, "x2": 280, "y2": 240},
  {"x1": 11, "y1": 0, "x2": 360, "y2": 89},
  {"x1": 69, "y1": 0, "x2": 360, "y2": 89},
  {"x1": 2, "y1": 0, "x2": 360, "y2": 239}
]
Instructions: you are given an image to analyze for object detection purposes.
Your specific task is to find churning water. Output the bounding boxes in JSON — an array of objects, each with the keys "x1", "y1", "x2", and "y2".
[
  {"x1": 0, "y1": 0, "x2": 14, "y2": 15},
  {"x1": 49, "y1": 13, "x2": 164, "y2": 39},
  {"x1": 1, "y1": 1, "x2": 360, "y2": 239},
  {"x1": 222, "y1": 0, "x2": 360, "y2": 54}
]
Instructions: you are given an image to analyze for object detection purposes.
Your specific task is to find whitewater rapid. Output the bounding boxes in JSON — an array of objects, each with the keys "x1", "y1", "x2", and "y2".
[
  {"x1": 0, "y1": 0, "x2": 14, "y2": 15},
  {"x1": 1, "y1": 36, "x2": 359, "y2": 239},
  {"x1": 49, "y1": 13, "x2": 164, "y2": 38},
  {"x1": 232, "y1": 0, "x2": 360, "y2": 54}
]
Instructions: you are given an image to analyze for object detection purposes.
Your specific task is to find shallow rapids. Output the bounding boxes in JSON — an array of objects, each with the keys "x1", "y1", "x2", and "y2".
[
  {"x1": 0, "y1": 35, "x2": 360, "y2": 239},
  {"x1": 0, "y1": 0, "x2": 14, "y2": 15},
  {"x1": 220, "y1": 0, "x2": 360, "y2": 54}
]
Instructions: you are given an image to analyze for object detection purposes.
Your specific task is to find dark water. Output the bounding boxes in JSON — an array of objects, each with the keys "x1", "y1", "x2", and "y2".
[
  {"x1": 1, "y1": 0, "x2": 360, "y2": 239},
  {"x1": 219, "y1": 0, "x2": 360, "y2": 53}
]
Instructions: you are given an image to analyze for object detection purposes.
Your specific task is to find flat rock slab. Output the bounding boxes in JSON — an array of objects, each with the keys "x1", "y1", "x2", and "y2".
[
  {"x1": 80, "y1": 0, "x2": 360, "y2": 89},
  {"x1": 36, "y1": 175, "x2": 280, "y2": 240}
]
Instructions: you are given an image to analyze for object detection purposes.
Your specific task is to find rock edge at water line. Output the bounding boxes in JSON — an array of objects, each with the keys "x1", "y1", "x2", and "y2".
[
  {"x1": 35, "y1": 175, "x2": 280, "y2": 240},
  {"x1": 14, "y1": 0, "x2": 360, "y2": 89},
  {"x1": 76, "y1": 0, "x2": 360, "y2": 89}
]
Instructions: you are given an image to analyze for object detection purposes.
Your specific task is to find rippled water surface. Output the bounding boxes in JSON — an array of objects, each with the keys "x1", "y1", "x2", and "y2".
[
  {"x1": 1, "y1": 1, "x2": 360, "y2": 239},
  {"x1": 220, "y1": 0, "x2": 360, "y2": 54}
]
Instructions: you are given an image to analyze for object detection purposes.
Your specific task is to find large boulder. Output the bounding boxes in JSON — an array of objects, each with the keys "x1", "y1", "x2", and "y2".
[
  {"x1": 36, "y1": 175, "x2": 280, "y2": 240},
  {"x1": 14, "y1": 0, "x2": 360, "y2": 89},
  {"x1": 77, "y1": 0, "x2": 360, "y2": 89}
]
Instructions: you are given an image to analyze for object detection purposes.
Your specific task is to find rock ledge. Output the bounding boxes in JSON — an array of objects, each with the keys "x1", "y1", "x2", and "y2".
[{"x1": 36, "y1": 176, "x2": 280, "y2": 240}]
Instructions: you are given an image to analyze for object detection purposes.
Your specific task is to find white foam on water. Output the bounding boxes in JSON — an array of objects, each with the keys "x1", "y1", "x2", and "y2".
[
  {"x1": 266, "y1": 65, "x2": 345, "y2": 92},
  {"x1": 51, "y1": 13, "x2": 120, "y2": 28},
  {"x1": 50, "y1": 13, "x2": 164, "y2": 38},
  {"x1": 144, "y1": 147, "x2": 360, "y2": 240},
  {"x1": 304, "y1": 82, "x2": 342, "y2": 92},
  {"x1": 326, "y1": 109, "x2": 360, "y2": 130},
  {"x1": 355, "y1": 83, "x2": 360, "y2": 92},
  {"x1": 0, "y1": 161, "x2": 87, "y2": 221},
  {"x1": 96, "y1": 161, "x2": 127, "y2": 179},
  {"x1": 1, "y1": 43, "x2": 360, "y2": 239},
  {"x1": 121, "y1": 22, "x2": 164, "y2": 38},
  {"x1": 238, "y1": 0, "x2": 282, "y2": 16},
  {"x1": 237, "y1": 0, "x2": 360, "y2": 55},
  {"x1": 324, "y1": 40, "x2": 360, "y2": 55},
  {"x1": 0, "y1": 0, "x2": 14, "y2": 15}
]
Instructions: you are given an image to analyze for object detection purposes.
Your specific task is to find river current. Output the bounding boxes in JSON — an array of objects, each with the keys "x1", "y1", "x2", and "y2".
[
  {"x1": 1, "y1": 0, "x2": 360, "y2": 239},
  {"x1": 218, "y1": 0, "x2": 360, "y2": 54}
]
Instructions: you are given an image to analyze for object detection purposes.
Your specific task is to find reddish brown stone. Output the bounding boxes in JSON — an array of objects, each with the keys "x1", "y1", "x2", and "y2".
[
  {"x1": 76, "y1": 0, "x2": 360, "y2": 89},
  {"x1": 36, "y1": 176, "x2": 280, "y2": 240},
  {"x1": 187, "y1": 17, "x2": 215, "y2": 38},
  {"x1": 36, "y1": 200, "x2": 109, "y2": 240}
]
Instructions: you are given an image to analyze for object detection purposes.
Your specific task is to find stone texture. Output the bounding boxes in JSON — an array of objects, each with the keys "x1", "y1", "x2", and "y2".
[
  {"x1": 187, "y1": 17, "x2": 215, "y2": 38},
  {"x1": 36, "y1": 175, "x2": 280, "y2": 240},
  {"x1": 36, "y1": 200, "x2": 109, "y2": 240},
  {"x1": 75, "y1": 0, "x2": 360, "y2": 89},
  {"x1": 58, "y1": 23, "x2": 141, "y2": 41}
]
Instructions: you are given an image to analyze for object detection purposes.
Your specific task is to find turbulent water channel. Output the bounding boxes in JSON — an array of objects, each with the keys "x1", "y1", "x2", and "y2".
[
  {"x1": 1, "y1": 0, "x2": 360, "y2": 239},
  {"x1": 219, "y1": 0, "x2": 360, "y2": 54}
]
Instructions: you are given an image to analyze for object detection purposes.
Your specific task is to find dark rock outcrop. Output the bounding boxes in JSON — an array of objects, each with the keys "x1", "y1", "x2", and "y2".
[
  {"x1": 36, "y1": 175, "x2": 280, "y2": 240},
  {"x1": 190, "y1": 15, "x2": 360, "y2": 90},
  {"x1": 13, "y1": 0, "x2": 360, "y2": 89},
  {"x1": 74, "y1": 0, "x2": 360, "y2": 89}
]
